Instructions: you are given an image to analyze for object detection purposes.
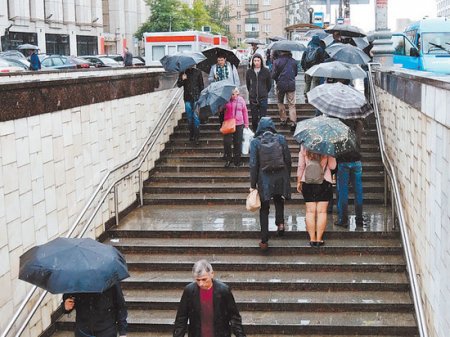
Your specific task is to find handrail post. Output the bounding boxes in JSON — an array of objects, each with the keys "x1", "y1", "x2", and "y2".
[
  {"x1": 114, "y1": 184, "x2": 119, "y2": 227},
  {"x1": 139, "y1": 171, "x2": 144, "y2": 207}
]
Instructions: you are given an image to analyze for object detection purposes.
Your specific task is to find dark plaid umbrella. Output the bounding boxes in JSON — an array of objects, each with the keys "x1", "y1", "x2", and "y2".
[
  {"x1": 305, "y1": 29, "x2": 329, "y2": 40},
  {"x1": 325, "y1": 44, "x2": 371, "y2": 64},
  {"x1": 325, "y1": 24, "x2": 366, "y2": 38},
  {"x1": 293, "y1": 115, "x2": 357, "y2": 157},
  {"x1": 307, "y1": 82, "x2": 372, "y2": 119},
  {"x1": 195, "y1": 80, "x2": 236, "y2": 116},
  {"x1": 196, "y1": 46, "x2": 240, "y2": 73},
  {"x1": 269, "y1": 40, "x2": 306, "y2": 52},
  {"x1": 160, "y1": 51, "x2": 206, "y2": 72},
  {"x1": 19, "y1": 238, "x2": 129, "y2": 294}
]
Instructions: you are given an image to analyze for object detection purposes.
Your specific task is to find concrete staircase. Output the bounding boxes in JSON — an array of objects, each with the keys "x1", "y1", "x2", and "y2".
[{"x1": 48, "y1": 104, "x2": 419, "y2": 336}]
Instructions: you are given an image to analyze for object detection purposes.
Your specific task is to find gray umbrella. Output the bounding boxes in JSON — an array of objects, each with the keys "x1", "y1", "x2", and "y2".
[
  {"x1": 325, "y1": 24, "x2": 366, "y2": 38},
  {"x1": 17, "y1": 44, "x2": 39, "y2": 50},
  {"x1": 306, "y1": 82, "x2": 372, "y2": 119},
  {"x1": 195, "y1": 80, "x2": 236, "y2": 116},
  {"x1": 326, "y1": 44, "x2": 370, "y2": 64},
  {"x1": 306, "y1": 61, "x2": 367, "y2": 80},
  {"x1": 352, "y1": 37, "x2": 369, "y2": 50},
  {"x1": 270, "y1": 40, "x2": 306, "y2": 52},
  {"x1": 268, "y1": 35, "x2": 287, "y2": 42},
  {"x1": 244, "y1": 38, "x2": 264, "y2": 45},
  {"x1": 160, "y1": 51, "x2": 206, "y2": 72},
  {"x1": 305, "y1": 29, "x2": 329, "y2": 40}
]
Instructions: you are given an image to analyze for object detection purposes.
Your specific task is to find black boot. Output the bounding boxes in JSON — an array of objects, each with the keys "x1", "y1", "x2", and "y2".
[{"x1": 194, "y1": 127, "x2": 200, "y2": 145}]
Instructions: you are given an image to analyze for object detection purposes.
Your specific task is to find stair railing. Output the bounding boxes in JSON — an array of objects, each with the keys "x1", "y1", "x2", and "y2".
[
  {"x1": 367, "y1": 63, "x2": 428, "y2": 337},
  {"x1": 1, "y1": 86, "x2": 183, "y2": 337}
]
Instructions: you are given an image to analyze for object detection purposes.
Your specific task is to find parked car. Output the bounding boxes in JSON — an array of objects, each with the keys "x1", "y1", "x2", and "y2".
[
  {"x1": 132, "y1": 57, "x2": 145, "y2": 66},
  {"x1": 0, "y1": 58, "x2": 26, "y2": 73},
  {"x1": 97, "y1": 54, "x2": 124, "y2": 66},
  {"x1": 0, "y1": 56, "x2": 29, "y2": 70},
  {"x1": 41, "y1": 55, "x2": 91, "y2": 70},
  {"x1": 80, "y1": 56, "x2": 121, "y2": 68}
]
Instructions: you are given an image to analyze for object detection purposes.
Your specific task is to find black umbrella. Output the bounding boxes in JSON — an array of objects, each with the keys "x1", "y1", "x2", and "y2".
[
  {"x1": 244, "y1": 38, "x2": 264, "y2": 45},
  {"x1": 19, "y1": 238, "x2": 129, "y2": 294},
  {"x1": 195, "y1": 80, "x2": 236, "y2": 116},
  {"x1": 160, "y1": 51, "x2": 206, "y2": 72},
  {"x1": 269, "y1": 40, "x2": 306, "y2": 52},
  {"x1": 196, "y1": 46, "x2": 240, "y2": 73},
  {"x1": 268, "y1": 35, "x2": 287, "y2": 42},
  {"x1": 325, "y1": 24, "x2": 366, "y2": 38}
]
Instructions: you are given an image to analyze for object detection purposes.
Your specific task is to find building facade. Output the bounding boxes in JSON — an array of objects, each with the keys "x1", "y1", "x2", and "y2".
[
  {"x1": 436, "y1": 0, "x2": 450, "y2": 17},
  {"x1": 225, "y1": 0, "x2": 288, "y2": 47},
  {"x1": 0, "y1": 0, "x2": 149, "y2": 56}
]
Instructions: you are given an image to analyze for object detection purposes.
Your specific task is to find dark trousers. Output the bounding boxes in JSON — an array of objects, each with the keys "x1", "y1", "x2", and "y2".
[
  {"x1": 250, "y1": 98, "x2": 268, "y2": 131},
  {"x1": 259, "y1": 195, "x2": 284, "y2": 243},
  {"x1": 223, "y1": 124, "x2": 244, "y2": 164},
  {"x1": 75, "y1": 325, "x2": 117, "y2": 337}
]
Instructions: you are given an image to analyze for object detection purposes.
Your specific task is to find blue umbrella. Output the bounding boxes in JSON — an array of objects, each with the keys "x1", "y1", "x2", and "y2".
[
  {"x1": 19, "y1": 238, "x2": 129, "y2": 294},
  {"x1": 196, "y1": 80, "x2": 236, "y2": 116},
  {"x1": 160, "y1": 51, "x2": 207, "y2": 72},
  {"x1": 293, "y1": 116, "x2": 357, "y2": 157}
]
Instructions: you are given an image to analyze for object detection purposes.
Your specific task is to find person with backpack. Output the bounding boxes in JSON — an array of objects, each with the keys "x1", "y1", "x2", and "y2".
[
  {"x1": 272, "y1": 51, "x2": 298, "y2": 132},
  {"x1": 249, "y1": 117, "x2": 291, "y2": 251},
  {"x1": 297, "y1": 146, "x2": 336, "y2": 247},
  {"x1": 246, "y1": 54, "x2": 272, "y2": 132},
  {"x1": 300, "y1": 35, "x2": 327, "y2": 102},
  {"x1": 223, "y1": 88, "x2": 249, "y2": 168}
]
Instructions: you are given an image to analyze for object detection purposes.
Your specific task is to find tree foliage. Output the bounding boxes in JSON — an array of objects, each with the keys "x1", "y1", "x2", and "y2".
[{"x1": 135, "y1": 0, "x2": 232, "y2": 41}]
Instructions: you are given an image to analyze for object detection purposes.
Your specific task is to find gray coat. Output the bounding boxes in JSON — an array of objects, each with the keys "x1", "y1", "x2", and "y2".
[{"x1": 249, "y1": 117, "x2": 292, "y2": 202}]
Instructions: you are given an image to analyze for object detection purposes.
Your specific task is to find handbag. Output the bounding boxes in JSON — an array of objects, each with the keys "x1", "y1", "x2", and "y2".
[
  {"x1": 220, "y1": 100, "x2": 238, "y2": 135},
  {"x1": 220, "y1": 118, "x2": 236, "y2": 134},
  {"x1": 246, "y1": 189, "x2": 261, "y2": 212}
]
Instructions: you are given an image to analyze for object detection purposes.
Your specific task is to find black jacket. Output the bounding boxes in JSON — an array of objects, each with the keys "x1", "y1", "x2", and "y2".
[
  {"x1": 246, "y1": 67, "x2": 272, "y2": 103},
  {"x1": 271, "y1": 55, "x2": 298, "y2": 92},
  {"x1": 177, "y1": 68, "x2": 205, "y2": 103},
  {"x1": 173, "y1": 279, "x2": 246, "y2": 337},
  {"x1": 63, "y1": 284, "x2": 128, "y2": 336}
]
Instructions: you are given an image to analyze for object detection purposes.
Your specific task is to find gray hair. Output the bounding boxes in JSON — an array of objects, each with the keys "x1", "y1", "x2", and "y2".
[{"x1": 192, "y1": 259, "x2": 214, "y2": 277}]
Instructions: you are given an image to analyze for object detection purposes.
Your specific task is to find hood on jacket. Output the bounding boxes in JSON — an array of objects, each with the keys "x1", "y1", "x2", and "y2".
[
  {"x1": 255, "y1": 117, "x2": 277, "y2": 136},
  {"x1": 251, "y1": 53, "x2": 266, "y2": 69},
  {"x1": 308, "y1": 35, "x2": 321, "y2": 47}
]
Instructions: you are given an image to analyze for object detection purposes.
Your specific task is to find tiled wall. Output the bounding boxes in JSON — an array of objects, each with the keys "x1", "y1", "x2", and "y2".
[
  {"x1": 0, "y1": 88, "x2": 183, "y2": 336},
  {"x1": 375, "y1": 80, "x2": 450, "y2": 337}
]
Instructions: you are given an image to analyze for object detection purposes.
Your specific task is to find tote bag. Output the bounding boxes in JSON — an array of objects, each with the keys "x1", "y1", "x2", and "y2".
[
  {"x1": 246, "y1": 189, "x2": 261, "y2": 212},
  {"x1": 220, "y1": 118, "x2": 236, "y2": 134}
]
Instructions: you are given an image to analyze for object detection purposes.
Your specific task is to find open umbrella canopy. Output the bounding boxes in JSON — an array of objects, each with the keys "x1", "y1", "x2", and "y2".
[
  {"x1": 269, "y1": 40, "x2": 306, "y2": 52},
  {"x1": 244, "y1": 38, "x2": 264, "y2": 45},
  {"x1": 326, "y1": 44, "x2": 371, "y2": 64},
  {"x1": 17, "y1": 44, "x2": 39, "y2": 50},
  {"x1": 325, "y1": 24, "x2": 366, "y2": 38},
  {"x1": 19, "y1": 237, "x2": 129, "y2": 294},
  {"x1": 305, "y1": 29, "x2": 329, "y2": 40},
  {"x1": 294, "y1": 115, "x2": 357, "y2": 156},
  {"x1": 268, "y1": 35, "x2": 287, "y2": 42},
  {"x1": 196, "y1": 46, "x2": 240, "y2": 74},
  {"x1": 307, "y1": 82, "x2": 372, "y2": 119},
  {"x1": 195, "y1": 80, "x2": 236, "y2": 116},
  {"x1": 160, "y1": 51, "x2": 206, "y2": 72},
  {"x1": 306, "y1": 61, "x2": 367, "y2": 80}
]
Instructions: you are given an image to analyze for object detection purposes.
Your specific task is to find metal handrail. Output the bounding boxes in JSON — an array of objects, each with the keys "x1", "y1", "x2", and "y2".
[
  {"x1": 1, "y1": 87, "x2": 183, "y2": 337},
  {"x1": 367, "y1": 63, "x2": 428, "y2": 337}
]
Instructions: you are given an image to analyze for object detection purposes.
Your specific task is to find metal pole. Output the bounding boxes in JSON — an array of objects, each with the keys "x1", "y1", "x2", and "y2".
[
  {"x1": 139, "y1": 171, "x2": 143, "y2": 206},
  {"x1": 114, "y1": 184, "x2": 119, "y2": 227},
  {"x1": 13, "y1": 291, "x2": 47, "y2": 337},
  {"x1": 391, "y1": 185, "x2": 395, "y2": 230},
  {"x1": 384, "y1": 171, "x2": 388, "y2": 206}
]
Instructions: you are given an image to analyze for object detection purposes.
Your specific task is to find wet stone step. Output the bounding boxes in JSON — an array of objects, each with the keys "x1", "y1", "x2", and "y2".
[
  {"x1": 52, "y1": 332, "x2": 415, "y2": 337},
  {"x1": 142, "y1": 192, "x2": 385, "y2": 205},
  {"x1": 163, "y1": 145, "x2": 381, "y2": 153},
  {"x1": 56, "y1": 309, "x2": 418, "y2": 335}
]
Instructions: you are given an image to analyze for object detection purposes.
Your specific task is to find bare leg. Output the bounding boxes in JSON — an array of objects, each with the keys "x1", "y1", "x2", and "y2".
[
  {"x1": 316, "y1": 201, "x2": 329, "y2": 242},
  {"x1": 305, "y1": 202, "x2": 318, "y2": 242}
]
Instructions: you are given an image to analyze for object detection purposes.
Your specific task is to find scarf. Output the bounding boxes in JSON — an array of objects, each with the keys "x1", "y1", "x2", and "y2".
[{"x1": 216, "y1": 64, "x2": 229, "y2": 81}]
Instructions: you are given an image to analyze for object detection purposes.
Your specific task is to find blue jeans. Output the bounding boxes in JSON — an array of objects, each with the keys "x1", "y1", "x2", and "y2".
[
  {"x1": 185, "y1": 101, "x2": 200, "y2": 129},
  {"x1": 337, "y1": 161, "x2": 363, "y2": 224}
]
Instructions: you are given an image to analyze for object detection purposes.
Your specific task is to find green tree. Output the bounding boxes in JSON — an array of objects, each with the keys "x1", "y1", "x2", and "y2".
[
  {"x1": 205, "y1": 0, "x2": 232, "y2": 41},
  {"x1": 135, "y1": 0, "x2": 192, "y2": 38}
]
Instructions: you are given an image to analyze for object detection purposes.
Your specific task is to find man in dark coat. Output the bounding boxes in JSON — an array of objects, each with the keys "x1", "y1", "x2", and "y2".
[
  {"x1": 272, "y1": 51, "x2": 298, "y2": 131},
  {"x1": 63, "y1": 283, "x2": 128, "y2": 337},
  {"x1": 123, "y1": 47, "x2": 133, "y2": 67},
  {"x1": 173, "y1": 260, "x2": 246, "y2": 337},
  {"x1": 177, "y1": 66, "x2": 205, "y2": 144},
  {"x1": 300, "y1": 35, "x2": 327, "y2": 101},
  {"x1": 245, "y1": 53, "x2": 272, "y2": 131},
  {"x1": 249, "y1": 117, "x2": 291, "y2": 250}
]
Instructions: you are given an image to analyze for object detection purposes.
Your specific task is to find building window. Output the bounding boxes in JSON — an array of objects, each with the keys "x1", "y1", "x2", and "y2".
[
  {"x1": 264, "y1": 11, "x2": 271, "y2": 20},
  {"x1": 237, "y1": 0, "x2": 241, "y2": 5},
  {"x1": 225, "y1": 25, "x2": 230, "y2": 32},
  {"x1": 77, "y1": 35, "x2": 98, "y2": 56},
  {"x1": 237, "y1": 24, "x2": 242, "y2": 33},
  {"x1": 237, "y1": 37, "x2": 242, "y2": 45},
  {"x1": 237, "y1": 11, "x2": 241, "y2": 19},
  {"x1": 263, "y1": 0, "x2": 271, "y2": 5},
  {"x1": 264, "y1": 24, "x2": 271, "y2": 33},
  {"x1": 245, "y1": 24, "x2": 259, "y2": 32},
  {"x1": 152, "y1": 46, "x2": 165, "y2": 61},
  {"x1": 46, "y1": 34, "x2": 70, "y2": 55}
]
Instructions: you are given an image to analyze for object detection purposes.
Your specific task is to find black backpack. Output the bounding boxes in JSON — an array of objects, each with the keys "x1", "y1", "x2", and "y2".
[
  {"x1": 304, "y1": 47, "x2": 321, "y2": 69},
  {"x1": 259, "y1": 131, "x2": 286, "y2": 172}
]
